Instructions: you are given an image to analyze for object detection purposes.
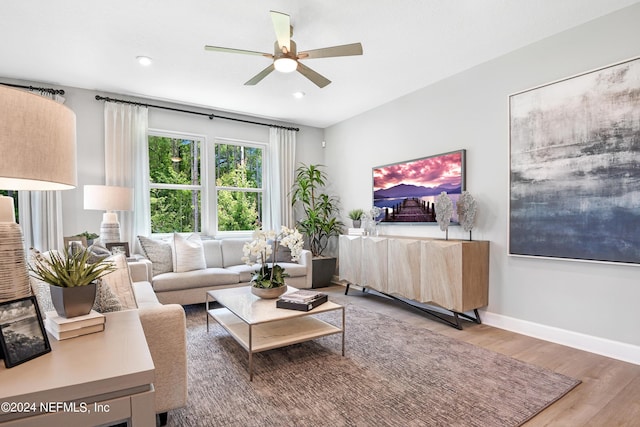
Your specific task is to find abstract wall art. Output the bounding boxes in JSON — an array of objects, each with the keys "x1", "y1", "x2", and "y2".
[{"x1": 509, "y1": 57, "x2": 640, "y2": 264}]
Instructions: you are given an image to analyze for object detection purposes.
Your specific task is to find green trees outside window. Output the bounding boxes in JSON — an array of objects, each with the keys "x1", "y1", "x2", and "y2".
[
  {"x1": 148, "y1": 135, "x2": 201, "y2": 233},
  {"x1": 147, "y1": 135, "x2": 263, "y2": 234},
  {"x1": 214, "y1": 143, "x2": 262, "y2": 231}
]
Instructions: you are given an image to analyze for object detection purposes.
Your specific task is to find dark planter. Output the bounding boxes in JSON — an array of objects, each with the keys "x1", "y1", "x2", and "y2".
[
  {"x1": 312, "y1": 257, "x2": 337, "y2": 288},
  {"x1": 49, "y1": 282, "x2": 97, "y2": 318}
]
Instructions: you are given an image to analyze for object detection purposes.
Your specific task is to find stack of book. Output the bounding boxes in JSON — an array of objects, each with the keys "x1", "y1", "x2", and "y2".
[
  {"x1": 44, "y1": 310, "x2": 106, "y2": 340},
  {"x1": 276, "y1": 290, "x2": 328, "y2": 311}
]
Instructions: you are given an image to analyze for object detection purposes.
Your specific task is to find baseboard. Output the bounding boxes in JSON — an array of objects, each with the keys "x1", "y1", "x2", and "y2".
[{"x1": 481, "y1": 310, "x2": 640, "y2": 365}]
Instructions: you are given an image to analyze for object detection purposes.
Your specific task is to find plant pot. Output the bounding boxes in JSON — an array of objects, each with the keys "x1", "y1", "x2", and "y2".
[
  {"x1": 251, "y1": 285, "x2": 287, "y2": 299},
  {"x1": 352, "y1": 220, "x2": 361, "y2": 228},
  {"x1": 49, "y1": 282, "x2": 97, "y2": 318},
  {"x1": 312, "y1": 257, "x2": 337, "y2": 288}
]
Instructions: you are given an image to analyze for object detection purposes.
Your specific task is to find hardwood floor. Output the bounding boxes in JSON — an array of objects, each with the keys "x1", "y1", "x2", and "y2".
[{"x1": 322, "y1": 284, "x2": 640, "y2": 426}]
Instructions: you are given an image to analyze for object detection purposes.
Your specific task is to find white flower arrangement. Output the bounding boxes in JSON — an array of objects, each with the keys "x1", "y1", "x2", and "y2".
[
  {"x1": 241, "y1": 226, "x2": 304, "y2": 288},
  {"x1": 434, "y1": 192, "x2": 453, "y2": 232},
  {"x1": 456, "y1": 191, "x2": 477, "y2": 233}
]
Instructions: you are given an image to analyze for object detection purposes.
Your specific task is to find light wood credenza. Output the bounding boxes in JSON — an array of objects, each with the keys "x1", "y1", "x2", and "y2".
[{"x1": 339, "y1": 235, "x2": 489, "y2": 329}]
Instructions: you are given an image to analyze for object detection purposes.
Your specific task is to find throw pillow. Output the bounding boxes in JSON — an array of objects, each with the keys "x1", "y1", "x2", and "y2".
[
  {"x1": 172, "y1": 233, "x2": 206, "y2": 273},
  {"x1": 93, "y1": 279, "x2": 123, "y2": 313},
  {"x1": 100, "y1": 254, "x2": 138, "y2": 310},
  {"x1": 87, "y1": 244, "x2": 112, "y2": 264},
  {"x1": 137, "y1": 235, "x2": 173, "y2": 276}
]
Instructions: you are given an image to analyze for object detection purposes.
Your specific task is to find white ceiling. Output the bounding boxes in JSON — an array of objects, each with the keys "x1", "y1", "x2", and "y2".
[{"x1": 0, "y1": 1, "x2": 637, "y2": 128}]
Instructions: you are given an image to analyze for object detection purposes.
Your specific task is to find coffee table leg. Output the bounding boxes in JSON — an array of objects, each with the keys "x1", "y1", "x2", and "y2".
[
  {"x1": 341, "y1": 306, "x2": 345, "y2": 356},
  {"x1": 249, "y1": 325, "x2": 253, "y2": 381},
  {"x1": 206, "y1": 294, "x2": 210, "y2": 332}
]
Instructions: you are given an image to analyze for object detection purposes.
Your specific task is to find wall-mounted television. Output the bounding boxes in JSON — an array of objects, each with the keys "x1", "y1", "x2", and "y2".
[{"x1": 372, "y1": 149, "x2": 466, "y2": 224}]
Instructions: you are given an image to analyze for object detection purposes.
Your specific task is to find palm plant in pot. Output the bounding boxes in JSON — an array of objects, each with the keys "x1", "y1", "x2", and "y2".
[
  {"x1": 30, "y1": 248, "x2": 116, "y2": 318},
  {"x1": 290, "y1": 163, "x2": 344, "y2": 287}
]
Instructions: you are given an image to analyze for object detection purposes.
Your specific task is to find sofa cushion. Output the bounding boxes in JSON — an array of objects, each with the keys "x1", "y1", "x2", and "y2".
[
  {"x1": 152, "y1": 268, "x2": 240, "y2": 292},
  {"x1": 225, "y1": 263, "x2": 261, "y2": 282},
  {"x1": 274, "y1": 262, "x2": 308, "y2": 278},
  {"x1": 203, "y1": 240, "x2": 223, "y2": 268},
  {"x1": 101, "y1": 254, "x2": 138, "y2": 310},
  {"x1": 138, "y1": 235, "x2": 173, "y2": 276},
  {"x1": 172, "y1": 233, "x2": 206, "y2": 273},
  {"x1": 221, "y1": 238, "x2": 251, "y2": 267}
]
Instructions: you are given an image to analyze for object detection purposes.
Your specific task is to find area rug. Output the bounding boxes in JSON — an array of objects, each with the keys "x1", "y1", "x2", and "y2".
[{"x1": 168, "y1": 303, "x2": 580, "y2": 427}]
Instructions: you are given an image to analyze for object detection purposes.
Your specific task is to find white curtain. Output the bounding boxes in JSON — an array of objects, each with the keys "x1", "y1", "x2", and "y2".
[
  {"x1": 263, "y1": 127, "x2": 296, "y2": 230},
  {"x1": 104, "y1": 102, "x2": 150, "y2": 248},
  {"x1": 18, "y1": 91, "x2": 66, "y2": 251}
]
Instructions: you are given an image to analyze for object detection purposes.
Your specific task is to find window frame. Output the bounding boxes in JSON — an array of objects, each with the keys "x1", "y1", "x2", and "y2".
[
  {"x1": 147, "y1": 129, "x2": 207, "y2": 234},
  {"x1": 211, "y1": 137, "x2": 266, "y2": 238}
]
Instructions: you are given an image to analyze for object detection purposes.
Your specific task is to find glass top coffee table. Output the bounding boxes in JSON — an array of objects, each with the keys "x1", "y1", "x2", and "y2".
[{"x1": 206, "y1": 286, "x2": 345, "y2": 381}]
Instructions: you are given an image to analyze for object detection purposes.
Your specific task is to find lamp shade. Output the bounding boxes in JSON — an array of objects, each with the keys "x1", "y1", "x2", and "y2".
[
  {"x1": 84, "y1": 185, "x2": 134, "y2": 211},
  {"x1": 0, "y1": 85, "x2": 77, "y2": 190}
]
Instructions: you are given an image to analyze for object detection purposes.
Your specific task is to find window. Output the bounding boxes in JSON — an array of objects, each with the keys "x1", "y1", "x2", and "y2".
[
  {"x1": 214, "y1": 140, "x2": 263, "y2": 232},
  {"x1": 147, "y1": 133, "x2": 265, "y2": 235},
  {"x1": 148, "y1": 134, "x2": 202, "y2": 233}
]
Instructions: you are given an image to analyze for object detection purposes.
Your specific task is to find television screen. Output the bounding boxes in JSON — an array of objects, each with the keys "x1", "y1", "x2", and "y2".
[{"x1": 372, "y1": 149, "x2": 466, "y2": 224}]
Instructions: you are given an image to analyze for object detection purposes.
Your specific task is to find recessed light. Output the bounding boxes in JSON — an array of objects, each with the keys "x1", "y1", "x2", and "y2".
[
  {"x1": 136, "y1": 56, "x2": 153, "y2": 66},
  {"x1": 293, "y1": 91, "x2": 305, "y2": 99}
]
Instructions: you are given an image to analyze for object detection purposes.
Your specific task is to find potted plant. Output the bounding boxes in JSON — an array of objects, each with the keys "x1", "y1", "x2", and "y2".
[
  {"x1": 79, "y1": 231, "x2": 99, "y2": 246},
  {"x1": 30, "y1": 248, "x2": 116, "y2": 318},
  {"x1": 290, "y1": 163, "x2": 344, "y2": 287},
  {"x1": 348, "y1": 209, "x2": 364, "y2": 228},
  {"x1": 241, "y1": 226, "x2": 304, "y2": 298}
]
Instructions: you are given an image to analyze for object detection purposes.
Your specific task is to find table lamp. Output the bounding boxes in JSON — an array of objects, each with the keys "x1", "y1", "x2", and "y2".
[
  {"x1": 0, "y1": 84, "x2": 77, "y2": 303},
  {"x1": 83, "y1": 185, "x2": 134, "y2": 244}
]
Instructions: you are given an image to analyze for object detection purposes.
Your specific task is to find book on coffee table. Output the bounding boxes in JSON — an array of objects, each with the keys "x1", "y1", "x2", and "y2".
[
  {"x1": 276, "y1": 293, "x2": 328, "y2": 311},
  {"x1": 279, "y1": 290, "x2": 324, "y2": 303}
]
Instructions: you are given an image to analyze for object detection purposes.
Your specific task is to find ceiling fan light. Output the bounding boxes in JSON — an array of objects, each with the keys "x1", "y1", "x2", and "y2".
[
  {"x1": 136, "y1": 56, "x2": 153, "y2": 66},
  {"x1": 274, "y1": 57, "x2": 297, "y2": 73}
]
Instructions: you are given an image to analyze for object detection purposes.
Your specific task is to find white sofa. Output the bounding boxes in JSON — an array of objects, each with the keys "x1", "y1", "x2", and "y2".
[
  {"x1": 134, "y1": 238, "x2": 313, "y2": 305},
  {"x1": 127, "y1": 266, "x2": 188, "y2": 424}
]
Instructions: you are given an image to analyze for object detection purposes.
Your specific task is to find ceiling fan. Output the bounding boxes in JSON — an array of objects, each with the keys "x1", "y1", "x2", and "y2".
[{"x1": 204, "y1": 10, "x2": 363, "y2": 88}]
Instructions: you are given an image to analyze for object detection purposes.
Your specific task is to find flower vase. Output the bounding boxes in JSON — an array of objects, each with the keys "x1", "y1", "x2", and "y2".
[{"x1": 251, "y1": 285, "x2": 287, "y2": 299}]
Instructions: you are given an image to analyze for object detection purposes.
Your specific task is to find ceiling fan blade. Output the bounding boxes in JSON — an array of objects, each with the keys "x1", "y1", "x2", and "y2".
[
  {"x1": 297, "y1": 62, "x2": 331, "y2": 88},
  {"x1": 205, "y1": 45, "x2": 273, "y2": 58},
  {"x1": 270, "y1": 10, "x2": 291, "y2": 51},
  {"x1": 245, "y1": 64, "x2": 275, "y2": 85},
  {"x1": 298, "y1": 42, "x2": 363, "y2": 59}
]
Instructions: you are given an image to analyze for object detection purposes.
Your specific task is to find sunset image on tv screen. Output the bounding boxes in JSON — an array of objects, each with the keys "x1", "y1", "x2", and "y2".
[{"x1": 372, "y1": 150, "x2": 465, "y2": 223}]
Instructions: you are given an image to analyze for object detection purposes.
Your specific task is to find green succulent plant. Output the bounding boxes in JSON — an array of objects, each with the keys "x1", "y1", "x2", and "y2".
[
  {"x1": 30, "y1": 248, "x2": 116, "y2": 288},
  {"x1": 348, "y1": 209, "x2": 364, "y2": 220}
]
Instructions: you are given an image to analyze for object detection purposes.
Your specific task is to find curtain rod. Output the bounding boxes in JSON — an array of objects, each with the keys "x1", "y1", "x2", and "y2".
[
  {"x1": 0, "y1": 82, "x2": 65, "y2": 95},
  {"x1": 95, "y1": 95, "x2": 300, "y2": 132}
]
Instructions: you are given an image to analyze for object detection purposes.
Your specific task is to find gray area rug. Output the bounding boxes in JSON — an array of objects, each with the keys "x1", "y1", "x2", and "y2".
[{"x1": 169, "y1": 303, "x2": 580, "y2": 426}]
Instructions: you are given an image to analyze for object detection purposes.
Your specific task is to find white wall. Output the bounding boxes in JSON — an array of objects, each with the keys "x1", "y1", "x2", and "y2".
[{"x1": 324, "y1": 4, "x2": 640, "y2": 358}]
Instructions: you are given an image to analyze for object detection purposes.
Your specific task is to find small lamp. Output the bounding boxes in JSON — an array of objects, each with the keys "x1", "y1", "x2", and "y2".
[
  {"x1": 0, "y1": 84, "x2": 77, "y2": 303},
  {"x1": 83, "y1": 185, "x2": 134, "y2": 244}
]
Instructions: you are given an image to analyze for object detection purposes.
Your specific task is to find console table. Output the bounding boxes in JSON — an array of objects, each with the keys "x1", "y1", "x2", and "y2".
[
  {"x1": 339, "y1": 235, "x2": 489, "y2": 329},
  {"x1": 0, "y1": 310, "x2": 155, "y2": 426}
]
